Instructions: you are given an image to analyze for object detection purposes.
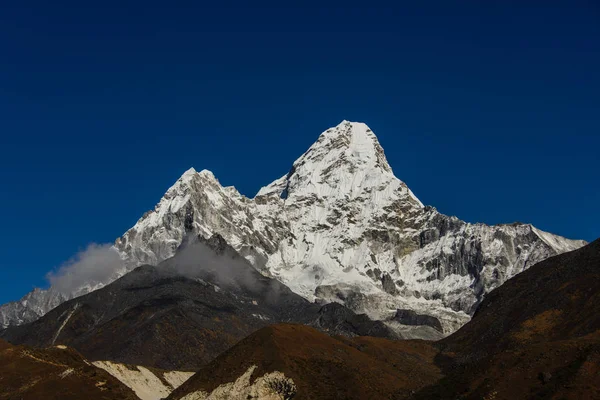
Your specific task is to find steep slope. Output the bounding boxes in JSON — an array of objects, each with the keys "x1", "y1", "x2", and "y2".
[
  {"x1": 0, "y1": 121, "x2": 586, "y2": 334},
  {"x1": 0, "y1": 287, "x2": 67, "y2": 328},
  {"x1": 1, "y1": 234, "x2": 396, "y2": 370},
  {"x1": 0, "y1": 340, "x2": 138, "y2": 400},
  {"x1": 443, "y1": 238, "x2": 600, "y2": 355},
  {"x1": 415, "y1": 238, "x2": 600, "y2": 399},
  {"x1": 168, "y1": 324, "x2": 442, "y2": 400},
  {"x1": 169, "y1": 239, "x2": 600, "y2": 400},
  {"x1": 112, "y1": 120, "x2": 586, "y2": 334}
]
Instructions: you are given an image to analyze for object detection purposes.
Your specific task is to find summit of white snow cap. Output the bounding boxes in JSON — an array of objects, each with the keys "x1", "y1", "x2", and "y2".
[
  {"x1": 175, "y1": 168, "x2": 221, "y2": 188},
  {"x1": 181, "y1": 167, "x2": 197, "y2": 178},
  {"x1": 300, "y1": 120, "x2": 393, "y2": 174},
  {"x1": 175, "y1": 167, "x2": 198, "y2": 184},
  {"x1": 329, "y1": 120, "x2": 372, "y2": 134},
  {"x1": 198, "y1": 169, "x2": 217, "y2": 180},
  {"x1": 321, "y1": 120, "x2": 384, "y2": 147}
]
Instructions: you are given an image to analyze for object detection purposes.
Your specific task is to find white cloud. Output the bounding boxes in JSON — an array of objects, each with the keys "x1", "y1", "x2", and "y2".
[{"x1": 47, "y1": 243, "x2": 124, "y2": 295}]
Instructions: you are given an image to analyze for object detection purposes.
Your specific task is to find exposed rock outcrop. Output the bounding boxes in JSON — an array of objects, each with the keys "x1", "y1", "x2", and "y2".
[{"x1": 392, "y1": 309, "x2": 443, "y2": 332}]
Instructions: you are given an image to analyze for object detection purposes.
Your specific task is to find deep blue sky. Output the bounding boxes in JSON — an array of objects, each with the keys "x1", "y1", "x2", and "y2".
[{"x1": 1, "y1": 2, "x2": 599, "y2": 303}]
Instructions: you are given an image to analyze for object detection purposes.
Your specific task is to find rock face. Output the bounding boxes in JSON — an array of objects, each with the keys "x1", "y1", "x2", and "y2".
[
  {"x1": 393, "y1": 309, "x2": 443, "y2": 333},
  {"x1": 1, "y1": 235, "x2": 397, "y2": 370},
  {"x1": 0, "y1": 121, "x2": 586, "y2": 334},
  {"x1": 0, "y1": 288, "x2": 67, "y2": 329},
  {"x1": 171, "y1": 239, "x2": 600, "y2": 400},
  {"x1": 312, "y1": 302, "x2": 398, "y2": 338},
  {"x1": 414, "y1": 238, "x2": 600, "y2": 400}
]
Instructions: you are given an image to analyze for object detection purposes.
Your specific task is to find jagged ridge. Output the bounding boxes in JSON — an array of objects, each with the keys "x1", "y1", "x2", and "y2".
[{"x1": 0, "y1": 121, "x2": 586, "y2": 335}]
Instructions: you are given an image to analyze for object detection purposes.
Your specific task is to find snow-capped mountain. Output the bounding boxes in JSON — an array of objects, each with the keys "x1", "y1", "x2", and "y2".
[
  {"x1": 0, "y1": 288, "x2": 67, "y2": 329},
  {"x1": 0, "y1": 121, "x2": 586, "y2": 333}
]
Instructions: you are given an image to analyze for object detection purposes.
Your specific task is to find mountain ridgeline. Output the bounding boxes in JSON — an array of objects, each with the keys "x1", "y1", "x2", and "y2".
[
  {"x1": 0, "y1": 121, "x2": 586, "y2": 337},
  {"x1": 2, "y1": 238, "x2": 598, "y2": 399},
  {"x1": 1, "y1": 234, "x2": 397, "y2": 370},
  {"x1": 0, "y1": 121, "x2": 596, "y2": 400},
  {"x1": 172, "y1": 239, "x2": 600, "y2": 400}
]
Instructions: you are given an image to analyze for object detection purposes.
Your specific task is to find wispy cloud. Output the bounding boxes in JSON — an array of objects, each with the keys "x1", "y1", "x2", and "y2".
[{"x1": 47, "y1": 243, "x2": 124, "y2": 295}]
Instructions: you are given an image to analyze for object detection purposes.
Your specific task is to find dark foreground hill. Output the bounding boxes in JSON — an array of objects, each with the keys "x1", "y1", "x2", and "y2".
[
  {"x1": 1, "y1": 234, "x2": 396, "y2": 370},
  {"x1": 2, "y1": 237, "x2": 598, "y2": 399},
  {"x1": 417, "y1": 237, "x2": 600, "y2": 399},
  {"x1": 170, "y1": 239, "x2": 600, "y2": 400},
  {"x1": 0, "y1": 339, "x2": 138, "y2": 400},
  {"x1": 169, "y1": 324, "x2": 442, "y2": 400}
]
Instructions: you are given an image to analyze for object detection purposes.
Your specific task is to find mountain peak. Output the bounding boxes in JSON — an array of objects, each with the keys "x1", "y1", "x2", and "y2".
[
  {"x1": 198, "y1": 169, "x2": 215, "y2": 178},
  {"x1": 174, "y1": 168, "x2": 221, "y2": 189},
  {"x1": 180, "y1": 167, "x2": 197, "y2": 179},
  {"x1": 275, "y1": 121, "x2": 395, "y2": 202},
  {"x1": 310, "y1": 121, "x2": 392, "y2": 173},
  {"x1": 255, "y1": 121, "x2": 408, "y2": 203},
  {"x1": 336, "y1": 119, "x2": 364, "y2": 127},
  {"x1": 1, "y1": 121, "x2": 586, "y2": 338},
  {"x1": 177, "y1": 168, "x2": 219, "y2": 181}
]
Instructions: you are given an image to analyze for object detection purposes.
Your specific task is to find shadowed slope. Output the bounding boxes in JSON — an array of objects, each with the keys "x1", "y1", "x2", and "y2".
[
  {"x1": 3, "y1": 236, "x2": 596, "y2": 398},
  {"x1": 416, "y1": 238, "x2": 600, "y2": 399},
  {"x1": 443, "y1": 238, "x2": 600, "y2": 354},
  {"x1": 1, "y1": 235, "x2": 397, "y2": 370},
  {"x1": 170, "y1": 239, "x2": 600, "y2": 400}
]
